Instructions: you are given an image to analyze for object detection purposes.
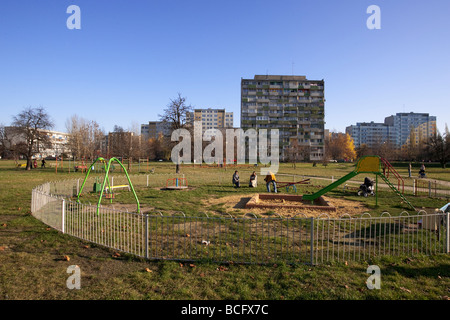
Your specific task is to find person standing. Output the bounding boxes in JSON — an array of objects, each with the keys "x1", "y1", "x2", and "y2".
[
  {"x1": 264, "y1": 171, "x2": 277, "y2": 193},
  {"x1": 408, "y1": 162, "x2": 412, "y2": 178}
]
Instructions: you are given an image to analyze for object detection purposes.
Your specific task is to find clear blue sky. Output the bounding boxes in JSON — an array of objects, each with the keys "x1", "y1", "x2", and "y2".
[{"x1": 0, "y1": 0, "x2": 449, "y2": 134}]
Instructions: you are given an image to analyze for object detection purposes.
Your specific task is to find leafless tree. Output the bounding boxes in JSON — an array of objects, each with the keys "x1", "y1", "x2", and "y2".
[
  {"x1": 106, "y1": 125, "x2": 142, "y2": 170},
  {"x1": 159, "y1": 93, "x2": 193, "y2": 173},
  {"x1": 11, "y1": 106, "x2": 54, "y2": 170},
  {"x1": 287, "y1": 139, "x2": 310, "y2": 167},
  {"x1": 65, "y1": 115, "x2": 104, "y2": 161}
]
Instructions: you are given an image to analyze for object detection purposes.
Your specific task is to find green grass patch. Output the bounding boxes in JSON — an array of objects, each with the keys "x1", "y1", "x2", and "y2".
[{"x1": 0, "y1": 159, "x2": 449, "y2": 300}]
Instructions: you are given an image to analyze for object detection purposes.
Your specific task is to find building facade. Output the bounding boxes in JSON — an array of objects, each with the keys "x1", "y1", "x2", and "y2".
[
  {"x1": 346, "y1": 112, "x2": 437, "y2": 150},
  {"x1": 141, "y1": 121, "x2": 171, "y2": 141},
  {"x1": 186, "y1": 108, "x2": 234, "y2": 133},
  {"x1": 241, "y1": 75, "x2": 325, "y2": 161},
  {"x1": 384, "y1": 113, "x2": 437, "y2": 150},
  {"x1": 345, "y1": 122, "x2": 396, "y2": 149}
]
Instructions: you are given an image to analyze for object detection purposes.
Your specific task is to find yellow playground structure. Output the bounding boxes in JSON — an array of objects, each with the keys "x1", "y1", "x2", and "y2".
[{"x1": 302, "y1": 155, "x2": 415, "y2": 211}]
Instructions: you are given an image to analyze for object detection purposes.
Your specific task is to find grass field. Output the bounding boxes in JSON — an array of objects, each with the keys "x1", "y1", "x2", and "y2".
[{"x1": 0, "y1": 159, "x2": 449, "y2": 302}]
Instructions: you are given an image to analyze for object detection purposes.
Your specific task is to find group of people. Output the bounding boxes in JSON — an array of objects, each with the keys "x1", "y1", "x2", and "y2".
[
  {"x1": 30, "y1": 159, "x2": 46, "y2": 169},
  {"x1": 232, "y1": 170, "x2": 277, "y2": 193}
]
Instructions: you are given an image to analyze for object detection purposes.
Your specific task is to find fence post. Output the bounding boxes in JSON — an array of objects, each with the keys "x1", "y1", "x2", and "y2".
[
  {"x1": 61, "y1": 198, "x2": 65, "y2": 234},
  {"x1": 310, "y1": 217, "x2": 314, "y2": 265},
  {"x1": 145, "y1": 214, "x2": 149, "y2": 259},
  {"x1": 446, "y1": 212, "x2": 450, "y2": 254},
  {"x1": 428, "y1": 181, "x2": 431, "y2": 197}
]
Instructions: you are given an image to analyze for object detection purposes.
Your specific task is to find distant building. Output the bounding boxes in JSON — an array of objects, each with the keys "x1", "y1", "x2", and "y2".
[
  {"x1": 3, "y1": 127, "x2": 70, "y2": 159},
  {"x1": 346, "y1": 112, "x2": 436, "y2": 150},
  {"x1": 345, "y1": 122, "x2": 396, "y2": 149},
  {"x1": 385, "y1": 113, "x2": 436, "y2": 150},
  {"x1": 241, "y1": 75, "x2": 325, "y2": 161},
  {"x1": 186, "y1": 108, "x2": 234, "y2": 133},
  {"x1": 141, "y1": 121, "x2": 171, "y2": 140}
]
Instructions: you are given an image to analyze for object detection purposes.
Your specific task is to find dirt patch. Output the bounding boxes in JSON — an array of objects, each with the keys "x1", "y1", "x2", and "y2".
[{"x1": 204, "y1": 194, "x2": 368, "y2": 218}]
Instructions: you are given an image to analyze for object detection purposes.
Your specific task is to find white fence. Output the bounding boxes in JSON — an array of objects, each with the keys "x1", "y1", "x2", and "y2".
[{"x1": 31, "y1": 176, "x2": 450, "y2": 265}]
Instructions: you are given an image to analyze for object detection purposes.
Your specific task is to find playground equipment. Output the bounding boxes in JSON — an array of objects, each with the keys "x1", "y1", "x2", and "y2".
[
  {"x1": 76, "y1": 157, "x2": 140, "y2": 215},
  {"x1": 276, "y1": 179, "x2": 311, "y2": 193},
  {"x1": 302, "y1": 155, "x2": 415, "y2": 211},
  {"x1": 138, "y1": 158, "x2": 149, "y2": 173},
  {"x1": 165, "y1": 177, "x2": 188, "y2": 190}
]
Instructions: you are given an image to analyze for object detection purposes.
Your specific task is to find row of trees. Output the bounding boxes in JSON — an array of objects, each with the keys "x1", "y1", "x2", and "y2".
[{"x1": 0, "y1": 95, "x2": 191, "y2": 170}]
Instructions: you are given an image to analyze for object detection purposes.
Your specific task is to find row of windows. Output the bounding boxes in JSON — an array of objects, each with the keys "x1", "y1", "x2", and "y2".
[{"x1": 243, "y1": 81, "x2": 322, "y2": 86}]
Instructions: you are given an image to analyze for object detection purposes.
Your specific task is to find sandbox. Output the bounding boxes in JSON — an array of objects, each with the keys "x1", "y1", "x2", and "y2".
[{"x1": 245, "y1": 194, "x2": 337, "y2": 212}]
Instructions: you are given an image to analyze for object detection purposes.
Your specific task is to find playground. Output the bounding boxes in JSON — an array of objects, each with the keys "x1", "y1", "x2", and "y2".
[
  {"x1": 1, "y1": 157, "x2": 449, "y2": 300},
  {"x1": 63, "y1": 155, "x2": 448, "y2": 220}
]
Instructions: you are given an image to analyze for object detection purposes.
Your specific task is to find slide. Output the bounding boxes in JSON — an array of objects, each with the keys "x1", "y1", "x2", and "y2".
[
  {"x1": 300, "y1": 155, "x2": 415, "y2": 211},
  {"x1": 302, "y1": 171, "x2": 358, "y2": 201}
]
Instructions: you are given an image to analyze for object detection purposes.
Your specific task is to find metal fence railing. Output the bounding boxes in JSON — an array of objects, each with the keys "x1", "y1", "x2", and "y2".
[{"x1": 31, "y1": 178, "x2": 450, "y2": 265}]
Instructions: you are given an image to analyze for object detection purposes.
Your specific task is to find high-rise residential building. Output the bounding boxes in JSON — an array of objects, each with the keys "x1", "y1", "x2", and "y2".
[
  {"x1": 345, "y1": 122, "x2": 397, "y2": 149},
  {"x1": 187, "y1": 108, "x2": 234, "y2": 132},
  {"x1": 141, "y1": 121, "x2": 171, "y2": 140},
  {"x1": 384, "y1": 113, "x2": 436, "y2": 150},
  {"x1": 241, "y1": 75, "x2": 325, "y2": 161},
  {"x1": 346, "y1": 112, "x2": 437, "y2": 150}
]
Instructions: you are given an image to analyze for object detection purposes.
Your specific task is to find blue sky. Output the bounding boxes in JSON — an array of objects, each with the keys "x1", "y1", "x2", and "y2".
[{"x1": 0, "y1": 0, "x2": 449, "y2": 134}]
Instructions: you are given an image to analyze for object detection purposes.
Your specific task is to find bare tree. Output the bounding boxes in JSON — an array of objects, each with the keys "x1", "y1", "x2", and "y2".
[
  {"x1": 287, "y1": 138, "x2": 311, "y2": 166},
  {"x1": 65, "y1": 115, "x2": 104, "y2": 161},
  {"x1": 11, "y1": 106, "x2": 54, "y2": 170},
  {"x1": 159, "y1": 93, "x2": 193, "y2": 173},
  {"x1": 106, "y1": 125, "x2": 142, "y2": 170},
  {"x1": 0, "y1": 124, "x2": 8, "y2": 158}
]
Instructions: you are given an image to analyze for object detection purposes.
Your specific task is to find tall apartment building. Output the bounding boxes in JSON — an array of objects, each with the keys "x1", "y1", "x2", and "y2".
[
  {"x1": 141, "y1": 121, "x2": 171, "y2": 140},
  {"x1": 241, "y1": 75, "x2": 325, "y2": 161},
  {"x1": 385, "y1": 113, "x2": 436, "y2": 149},
  {"x1": 346, "y1": 112, "x2": 436, "y2": 150},
  {"x1": 345, "y1": 122, "x2": 397, "y2": 149},
  {"x1": 187, "y1": 108, "x2": 234, "y2": 132}
]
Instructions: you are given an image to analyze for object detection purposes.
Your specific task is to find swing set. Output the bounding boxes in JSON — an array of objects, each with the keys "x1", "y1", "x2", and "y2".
[{"x1": 76, "y1": 157, "x2": 140, "y2": 215}]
